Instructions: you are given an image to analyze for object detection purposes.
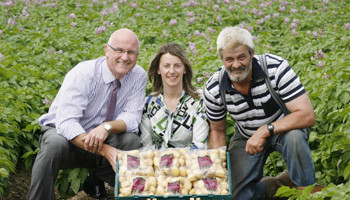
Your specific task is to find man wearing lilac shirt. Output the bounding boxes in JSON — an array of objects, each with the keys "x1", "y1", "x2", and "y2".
[{"x1": 28, "y1": 28, "x2": 147, "y2": 200}]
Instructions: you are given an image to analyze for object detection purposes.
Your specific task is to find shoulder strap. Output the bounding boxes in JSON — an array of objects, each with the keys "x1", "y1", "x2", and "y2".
[
  {"x1": 259, "y1": 54, "x2": 291, "y2": 115},
  {"x1": 218, "y1": 67, "x2": 227, "y2": 109}
]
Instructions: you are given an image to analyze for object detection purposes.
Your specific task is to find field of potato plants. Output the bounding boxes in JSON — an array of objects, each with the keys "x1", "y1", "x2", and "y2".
[{"x1": 0, "y1": 0, "x2": 349, "y2": 199}]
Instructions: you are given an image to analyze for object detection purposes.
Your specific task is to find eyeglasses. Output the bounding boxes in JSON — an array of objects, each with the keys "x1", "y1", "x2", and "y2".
[{"x1": 107, "y1": 44, "x2": 138, "y2": 56}]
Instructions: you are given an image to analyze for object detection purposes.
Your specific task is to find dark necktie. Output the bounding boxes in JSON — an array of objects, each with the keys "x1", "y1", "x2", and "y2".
[{"x1": 105, "y1": 79, "x2": 120, "y2": 122}]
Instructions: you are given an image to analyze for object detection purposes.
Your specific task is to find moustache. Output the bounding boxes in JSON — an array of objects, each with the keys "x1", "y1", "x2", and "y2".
[{"x1": 227, "y1": 66, "x2": 246, "y2": 72}]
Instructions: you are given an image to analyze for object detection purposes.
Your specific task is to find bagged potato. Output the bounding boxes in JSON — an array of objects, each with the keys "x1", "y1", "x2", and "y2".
[
  {"x1": 155, "y1": 175, "x2": 192, "y2": 196},
  {"x1": 193, "y1": 177, "x2": 229, "y2": 195},
  {"x1": 185, "y1": 149, "x2": 227, "y2": 181},
  {"x1": 153, "y1": 148, "x2": 187, "y2": 177},
  {"x1": 118, "y1": 149, "x2": 154, "y2": 176},
  {"x1": 118, "y1": 175, "x2": 157, "y2": 196}
]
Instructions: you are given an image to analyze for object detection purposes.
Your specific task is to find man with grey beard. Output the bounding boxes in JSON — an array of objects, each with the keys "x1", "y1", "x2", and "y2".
[{"x1": 204, "y1": 26, "x2": 316, "y2": 200}]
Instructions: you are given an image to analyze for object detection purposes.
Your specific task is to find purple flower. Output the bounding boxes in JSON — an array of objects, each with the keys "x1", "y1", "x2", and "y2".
[
  {"x1": 266, "y1": 44, "x2": 271, "y2": 49},
  {"x1": 279, "y1": 6, "x2": 286, "y2": 12},
  {"x1": 22, "y1": 8, "x2": 29, "y2": 18},
  {"x1": 92, "y1": 0, "x2": 98, "y2": 4},
  {"x1": 113, "y1": 3, "x2": 118, "y2": 12},
  {"x1": 317, "y1": 61, "x2": 325, "y2": 69},
  {"x1": 101, "y1": 10, "x2": 107, "y2": 17},
  {"x1": 224, "y1": 0, "x2": 230, "y2": 4},
  {"x1": 307, "y1": 30, "x2": 311, "y2": 34},
  {"x1": 103, "y1": 21, "x2": 111, "y2": 27},
  {"x1": 19, "y1": 27, "x2": 23, "y2": 31},
  {"x1": 8, "y1": 17, "x2": 16, "y2": 26},
  {"x1": 130, "y1": 2, "x2": 137, "y2": 8},
  {"x1": 216, "y1": 16, "x2": 222, "y2": 23},
  {"x1": 161, "y1": 30, "x2": 168, "y2": 38},
  {"x1": 345, "y1": 23, "x2": 350, "y2": 30},
  {"x1": 257, "y1": 19, "x2": 264, "y2": 25},
  {"x1": 71, "y1": 22, "x2": 77, "y2": 28},
  {"x1": 290, "y1": 9, "x2": 297, "y2": 14},
  {"x1": 214, "y1": 5, "x2": 219, "y2": 12},
  {"x1": 197, "y1": 77, "x2": 204, "y2": 83},
  {"x1": 0, "y1": 53, "x2": 4, "y2": 61},
  {"x1": 273, "y1": 13, "x2": 279, "y2": 18},
  {"x1": 280, "y1": 1, "x2": 288, "y2": 6},
  {"x1": 135, "y1": 13, "x2": 141, "y2": 17},
  {"x1": 189, "y1": 42, "x2": 198, "y2": 56},
  {"x1": 119, "y1": 0, "x2": 126, "y2": 3},
  {"x1": 130, "y1": 18, "x2": 135, "y2": 24},
  {"x1": 229, "y1": 6, "x2": 234, "y2": 11},
  {"x1": 322, "y1": 73, "x2": 329, "y2": 79},
  {"x1": 315, "y1": 50, "x2": 324, "y2": 59},
  {"x1": 43, "y1": 97, "x2": 50, "y2": 105},
  {"x1": 0, "y1": 29, "x2": 2, "y2": 36},
  {"x1": 187, "y1": 12, "x2": 194, "y2": 17},
  {"x1": 169, "y1": 19, "x2": 177, "y2": 25},
  {"x1": 209, "y1": 46, "x2": 213, "y2": 52},
  {"x1": 58, "y1": 50, "x2": 63, "y2": 54},
  {"x1": 204, "y1": 72, "x2": 211, "y2": 78},
  {"x1": 194, "y1": 30, "x2": 200, "y2": 36},
  {"x1": 69, "y1": 13, "x2": 76, "y2": 19},
  {"x1": 283, "y1": 17, "x2": 290, "y2": 24},
  {"x1": 95, "y1": 26, "x2": 106, "y2": 34},
  {"x1": 301, "y1": 6, "x2": 307, "y2": 11},
  {"x1": 291, "y1": 29, "x2": 297, "y2": 35},
  {"x1": 313, "y1": 31, "x2": 318, "y2": 38},
  {"x1": 265, "y1": 15, "x2": 271, "y2": 20},
  {"x1": 290, "y1": 22, "x2": 298, "y2": 29}
]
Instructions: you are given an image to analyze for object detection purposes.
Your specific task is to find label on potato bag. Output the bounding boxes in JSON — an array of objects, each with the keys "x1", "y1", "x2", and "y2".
[
  {"x1": 132, "y1": 177, "x2": 145, "y2": 192},
  {"x1": 160, "y1": 154, "x2": 174, "y2": 167},
  {"x1": 203, "y1": 177, "x2": 218, "y2": 190},
  {"x1": 127, "y1": 155, "x2": 140, "y2": 169},
  {"x1": 197, "y1": 155, "x2": 213, "y2": 169},
  {"x1": 167, "y1": 181, "x2": 180, "y2": 193}
]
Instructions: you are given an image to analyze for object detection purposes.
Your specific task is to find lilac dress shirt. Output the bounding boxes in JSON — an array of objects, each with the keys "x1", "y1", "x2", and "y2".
[{"x1": 38, "y1": 57, "x2": 147, "y2": 140}]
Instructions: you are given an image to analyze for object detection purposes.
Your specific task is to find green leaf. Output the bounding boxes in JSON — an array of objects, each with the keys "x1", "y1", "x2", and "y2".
[
  {"x1": 344, "y1": 162, "x2": 350, "y2": 180},
  {"x1": 0, "y1": 168, "x2": 9, "y2": 178}
]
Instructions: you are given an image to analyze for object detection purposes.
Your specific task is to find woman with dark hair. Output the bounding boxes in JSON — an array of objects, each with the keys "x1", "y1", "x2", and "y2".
[{"x1": 139, "y1": 43, "x2": 209, "y2": 149}]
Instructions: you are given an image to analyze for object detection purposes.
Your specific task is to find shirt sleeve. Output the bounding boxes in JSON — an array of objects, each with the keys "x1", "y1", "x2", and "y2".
[
  {"x1": 204, "y1": 73, "x2": 227, "y2": 121},
  {"x1": 139, "y1": 96, "x2": 155, "y2": 148},
  {"x1": 191, "y1": 98, "x2": 209, "y2": 149},
  {"x1": 116, "y1": 70, "x2": 147, "y2": 133},
  {"x1": 55, "y1": 65, "x2": 92, "y2": 140},
  {"x1": 273, "y1": 57, "x2": 306, "y2": 102}
]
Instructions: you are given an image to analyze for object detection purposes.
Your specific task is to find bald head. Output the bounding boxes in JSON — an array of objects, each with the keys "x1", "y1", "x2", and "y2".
[{"x1": 108, "y1": 28, "x2": 140, "y2": 52}]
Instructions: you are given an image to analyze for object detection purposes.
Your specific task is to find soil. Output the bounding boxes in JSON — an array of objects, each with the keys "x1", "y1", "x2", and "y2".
[{"x1": 0, "y1": 163, "x2": 114, "y2": 200}]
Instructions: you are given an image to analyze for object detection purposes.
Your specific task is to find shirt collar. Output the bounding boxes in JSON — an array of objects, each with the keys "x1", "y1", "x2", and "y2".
[{"x1": 219, "y1": 56, "x2": 267, "y2": 92}]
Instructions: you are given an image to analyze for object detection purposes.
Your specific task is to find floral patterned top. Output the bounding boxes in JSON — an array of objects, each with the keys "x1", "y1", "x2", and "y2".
[{"x1": 139, "y1": 90, "x2": 209, "y2": 149}]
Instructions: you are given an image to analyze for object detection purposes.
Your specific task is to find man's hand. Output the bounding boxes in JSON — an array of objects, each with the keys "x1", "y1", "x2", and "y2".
[
  {"x1": 103, "y1": 145, "x2": 119, "y2": 172},
  {"x1": 246, "y1": 125, "x2": 269, "y2": 155},
  {"x1": 83, "y1": 125, "x2": 108, "y2": 153}
]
